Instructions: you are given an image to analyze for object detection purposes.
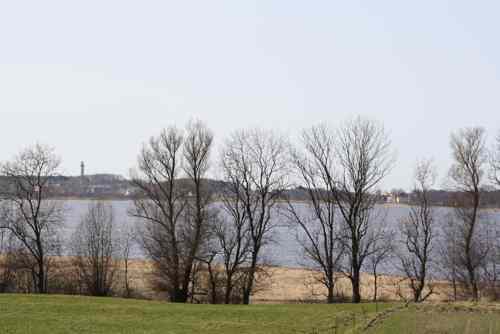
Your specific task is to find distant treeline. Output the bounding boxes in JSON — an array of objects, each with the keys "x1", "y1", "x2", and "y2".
[{"x1": 2, "y1": 174, "x2": 500, "y2": 208}]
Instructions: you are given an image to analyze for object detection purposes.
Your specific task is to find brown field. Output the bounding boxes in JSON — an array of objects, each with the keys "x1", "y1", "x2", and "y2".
[
  {"x1": 117, "y1": 259, "x2": 454, "y2": 303},
  {"x1": 2, "y1": 254, "x2": 456, "y2": 302}
]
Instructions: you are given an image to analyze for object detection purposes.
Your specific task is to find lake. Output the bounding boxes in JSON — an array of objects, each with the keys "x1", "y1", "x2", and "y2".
[{"x1": 60, "y1": 200, "x2": 500, "y2": 270}]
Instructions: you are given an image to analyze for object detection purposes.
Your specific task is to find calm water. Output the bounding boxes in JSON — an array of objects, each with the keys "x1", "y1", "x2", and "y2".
[{"x1": 60, "y1": 200, "x2": 500, "y2": 270}]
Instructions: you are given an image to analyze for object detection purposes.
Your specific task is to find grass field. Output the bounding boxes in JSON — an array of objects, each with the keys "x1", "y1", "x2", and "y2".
[
  {"x1": 0, "y1": 294, "x2": 391, "y2": 334},
  {"x1": 364, "y1": 303, "x2": 500, "y2": 334},
  {"x1": 3, "y1": 295, "x2": 500, "y2": 333}
]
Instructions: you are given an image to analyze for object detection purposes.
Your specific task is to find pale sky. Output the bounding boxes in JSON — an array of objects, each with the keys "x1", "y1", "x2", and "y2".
[{"x1": 1, "y1": 1, "x2": 499, "y2": 190}]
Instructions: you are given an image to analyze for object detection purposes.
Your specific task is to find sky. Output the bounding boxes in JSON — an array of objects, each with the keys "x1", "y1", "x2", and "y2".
[{"x1": 0, "y1": 1, "x2": 499, "y2": 190}]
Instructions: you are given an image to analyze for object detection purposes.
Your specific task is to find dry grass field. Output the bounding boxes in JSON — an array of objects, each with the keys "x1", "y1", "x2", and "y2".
[
  {"x1": 120, "y1": 259, "x2": 453, "y2": 303},
  {"x1": 2, "y1": 255, "x2": 455, "y2": 303}
]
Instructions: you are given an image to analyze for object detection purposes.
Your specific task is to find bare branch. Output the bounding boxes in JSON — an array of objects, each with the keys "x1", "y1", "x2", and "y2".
[
  {"x1": 0, "y1": 144, "x2": 64, "y2": 293},
  {"x1": 220, "y1": 128, "x2": 289, "y2": 304},
  {"x1": 398, "y1": 158, "x2": 436, "y2": 302}
]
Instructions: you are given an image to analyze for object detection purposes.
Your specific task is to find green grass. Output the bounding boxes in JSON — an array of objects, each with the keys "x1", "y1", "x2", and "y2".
[
  {"x1": 364, "y1": 303, "x2": 500, "y2": 334},
  {"x1": 0, "y1": 294, "x2": 392, "y2": 334},
  {"x1": 9, "y1": 295, "x2": 500, "y2": 334}
]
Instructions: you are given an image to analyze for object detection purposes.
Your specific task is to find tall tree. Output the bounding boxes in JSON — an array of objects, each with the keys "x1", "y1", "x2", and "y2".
[
  {"x1": 398, "y1": 159, "x2": 436, "y2": 302},
  {"x1": 284, "y1": 125, "x2": 344, "y2": 303},
  {"x1": 131, "y1": 121, "x2": 214, "y2": 303},
  {"x1": 0, "y1": 144, "x2": 64, "y2": 293},
  {"x1": 220, "y1": 128, "x2": 289, "y2": 304},
  {"x1": 448, "y1": 127, "x2": 487, "y2": 301},
  {"x1": 333, "y1": 117, "x2": 395, "y2": 303},
  {"x1": 181, "y1": 120, "x2": 215, "y2": 300},
  {"x1": 131, "y1": 126, "x2": 186, "y2": 302}
]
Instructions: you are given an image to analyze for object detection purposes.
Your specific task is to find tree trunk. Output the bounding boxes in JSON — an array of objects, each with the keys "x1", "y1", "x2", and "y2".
[
  {"x1": 413, "y1": 285, "x2": 421, "y2": 303},
  {"x1": 243, "y1": 253, "x2": 258, "y2": 305},
  {"x1": 326, "y1": 270, "x2": 335, "y2": 303},
  {"x1": 466, "y1": 248, "x2": 479, "y2": 301},
  {"x1": 242, "y1": 290, "x2": 250, "y2": 305},
  {"x1": 327, "y1": 285, "x2": 335, "y2": 304},
  {"x1": 207, "y1": 264, "x2": 218, "y2": 304},
  {"x1": 124, "y1": 259, "x2": 130, "y2": 298},
  {"x1": 242, "y1": 275, "x2": 253, "y2": 305},
  {"x1": 467, "y1": 194, "x2": 480, "y2": 301},
  {"x1": 372, "y1": 271, "x2": 378, "y2": 302},
  {"x1": 36, "y1": 259, "x2": 46, "y2": 293},
  {"x1": 243, "y1": 271, "x2": 254, "y2": 305},
  {"x1": 181, "y1": 263, "x2": 195, "y2": 303},
  {"x1": 471, "y1": 280, "x2": 479, "y2": 301},
  {"x1": 224, "y1": 276, "x2": 233, "y2": 304},
  {"x1": 171, "y1": 288, "x2": 189, "y2": 303},
  {"x1": 452, "y1": 270, "x2": 457, "y2": 302},
  {"x1": 210, "y1": 283, "x2": 217, "y2": 304},
  {"x1": 352, "y1": 271, "x2": 361, "y2": 303}
]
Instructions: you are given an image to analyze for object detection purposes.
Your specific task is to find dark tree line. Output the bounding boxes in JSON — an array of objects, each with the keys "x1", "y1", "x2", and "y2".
[{"x1": 1, "y1": 121, "x2": 500, "y2": 305}]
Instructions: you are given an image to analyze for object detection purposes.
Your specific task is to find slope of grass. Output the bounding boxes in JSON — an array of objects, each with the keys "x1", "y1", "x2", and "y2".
[
  {"x1": 0, "y1": 294, "x2": 391, "y2": 334},
  {"x1": 364, "y1": 303, "x2": 500, "y2": 334}
]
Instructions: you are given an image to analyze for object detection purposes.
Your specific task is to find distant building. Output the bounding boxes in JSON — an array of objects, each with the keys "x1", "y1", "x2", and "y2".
[
  {"x1": 384, "y1": 192, "x2": 394, "y2": 203},
  {"x1": 80, "y1": 161, "x2": 85, "y2": 178}
]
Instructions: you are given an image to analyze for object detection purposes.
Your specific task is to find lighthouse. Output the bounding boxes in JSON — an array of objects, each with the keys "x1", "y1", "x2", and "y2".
[{"x1": 80, "y1": 161, "x2": 85, "y2": 178}]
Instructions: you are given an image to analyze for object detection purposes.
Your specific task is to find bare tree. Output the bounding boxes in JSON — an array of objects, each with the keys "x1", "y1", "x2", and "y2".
[
  {"x1": 0, "y1": 144, "x2": 64, "y2": 293},
  {"x1": 131, "y1": 121, "x2": 214, "y2": 303},
  {"x1": 333, "y1": 117, "x2": 395, "y2": 303},
  {"x1": 491, "y1": 131, "x2": 500, "y2": 188},
  {"x1": 220, "y1": 128, "x2": 289, "y2": 304},
  {"x1": 398, "y1": 159, "x2": 437, "y2": 302},
  {"x1": 71, "y1": 201, "x2": 118, "y2": 296},
  {"x1": 131, "y1": 126, "x2": 186, "y2": 302},
  {"x1": 182, "y1": 120, "x2": 216, "y2": 298},
  {"x1": 283, "y1": 125, "x2": 344, "y2": 303},
  {"x1": 213, "y1": 192, "x2": 251, "y2": 303},
  {"x1": 447, "y1": 127, "x2": 487, "y2": 301}
]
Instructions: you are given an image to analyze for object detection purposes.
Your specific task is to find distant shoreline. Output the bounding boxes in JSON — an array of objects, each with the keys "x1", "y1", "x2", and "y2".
[
  {"x1": 46, "y1": 197, "x2": 500, "y2": 212},
  {"x1": 49, "y1": 196, "x2": 133, "y2": 201}
]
